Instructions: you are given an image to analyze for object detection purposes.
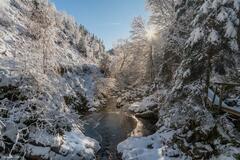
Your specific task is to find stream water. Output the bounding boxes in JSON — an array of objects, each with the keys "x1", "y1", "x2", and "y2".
[{"x1": 83, "y1": 111, "x2": 155, "y2": 160}]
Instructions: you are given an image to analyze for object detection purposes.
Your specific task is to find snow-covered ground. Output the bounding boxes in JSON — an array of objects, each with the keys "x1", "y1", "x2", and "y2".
[
  {"x1": 24, "y1": 126, "x2": 100, "y2": 160},
  {"x1": 118, "y1": 126, "x2": 190, "y2": 160}
]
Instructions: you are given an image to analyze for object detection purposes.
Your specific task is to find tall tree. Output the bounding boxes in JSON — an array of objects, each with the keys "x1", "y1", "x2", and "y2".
[
  {"x1": 130, "y1": 16, "x2": 156, "y2": 82},
  {"x1": 186, "y1": 0, "x2": 240, "y2": 105},
  {"x1": 30, "y1": 0, "x2": 55, "y2": 73},
  {"x1": 146, "y1": 0, "x2": 175, "y2": 29}
]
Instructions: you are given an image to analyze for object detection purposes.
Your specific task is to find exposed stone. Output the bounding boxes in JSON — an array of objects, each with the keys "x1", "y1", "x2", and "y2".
[{"x1": 135, "y1": 110, "x2": 158, "y2": 119}]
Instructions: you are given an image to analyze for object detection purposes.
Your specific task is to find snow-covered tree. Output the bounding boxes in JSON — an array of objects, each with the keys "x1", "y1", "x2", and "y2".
[
  {"x1": 131, "y1": 16, "x2": 157, "y2": 82},
  {"x1": 187, "y1": 0, "x2": 240, "y2": 52},
  {"x1": 184, "y1": 0, "x2": 240, "y2": 104},
  {"x1": 30, "y1": 0, "x2": 56, "y2": 73},
  {"x1": 130, "y1": 16, "x2": 147, "y2": 43},
  {"x1": 146, "y1": 0, "x2": 175, "y2": 29},
  {"x1": 77, "y1": 38, "x2": 87, "y2": 56}
]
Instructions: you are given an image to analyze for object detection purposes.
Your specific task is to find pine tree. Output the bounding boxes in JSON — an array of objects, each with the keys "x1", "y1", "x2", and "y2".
[
  {"x1": 77, "y1": 38, "x2": 87, "y2": 57},
  {"x1": 186, "y1": 0, "x2": 240, "y2": 105}
]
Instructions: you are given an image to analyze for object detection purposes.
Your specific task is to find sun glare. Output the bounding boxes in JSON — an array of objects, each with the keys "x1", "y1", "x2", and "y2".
[{"x1": 146, "y1": 26, "x2": 156, "y2": 41}]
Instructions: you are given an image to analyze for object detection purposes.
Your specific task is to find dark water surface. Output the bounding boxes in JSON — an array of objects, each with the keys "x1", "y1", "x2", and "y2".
[
  {"x1": 83, "y1": 110, "x2": 156, "y2": 160},
  {"x1": 83, "y1": 112, "x2": 137, "y2": 160}
]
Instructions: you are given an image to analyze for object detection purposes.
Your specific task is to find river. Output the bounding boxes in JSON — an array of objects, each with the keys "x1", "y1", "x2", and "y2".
[{"x1": 83, "y1": 110, "x2": 155, "y2": 160}]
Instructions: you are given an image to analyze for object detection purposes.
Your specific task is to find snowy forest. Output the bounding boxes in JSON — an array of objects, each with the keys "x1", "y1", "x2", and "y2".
[{"x1": 1, "y1": 0, "x2": 240, "y2": 159}]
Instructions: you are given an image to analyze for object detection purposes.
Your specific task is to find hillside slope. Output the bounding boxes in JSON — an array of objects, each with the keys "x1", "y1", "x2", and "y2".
[{"x1": 0, "y1": 0, "x2": 106, "y2": 159}]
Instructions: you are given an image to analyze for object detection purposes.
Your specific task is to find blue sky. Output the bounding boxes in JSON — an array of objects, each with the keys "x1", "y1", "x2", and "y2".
[{"x1": 50, "y1": 0, "x2": 149, "y2": 49}]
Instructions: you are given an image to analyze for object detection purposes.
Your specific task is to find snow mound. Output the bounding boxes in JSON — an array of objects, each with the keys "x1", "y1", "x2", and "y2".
[
  {"x1": 60, "y1": 127, "x2": 100, "y2": 159},
  {"x1": 25, "y1": 128, "x2": 100, "y2": 160},
  {"x1": 117, "y1": 127, "x2": 190, "y2": 160}
]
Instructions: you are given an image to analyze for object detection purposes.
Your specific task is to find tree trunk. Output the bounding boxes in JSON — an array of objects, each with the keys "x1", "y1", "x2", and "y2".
[
  {"x1": 119, "y1": 55, "x2": 126, "y2": 71},
  {"x1": 204, "y1": 52, "x2": 212, "y2": 107},
  {"x1": 149, "y1": 45, "x2": 155, "y2": 82},
  {"x1": 43, "y1": 29, "x2": 47, "y2": 74}
]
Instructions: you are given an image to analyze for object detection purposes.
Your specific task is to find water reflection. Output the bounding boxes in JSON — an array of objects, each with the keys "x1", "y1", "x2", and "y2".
[{"x1": 83, "y1": 112, "x2": 154, "y2": 160}]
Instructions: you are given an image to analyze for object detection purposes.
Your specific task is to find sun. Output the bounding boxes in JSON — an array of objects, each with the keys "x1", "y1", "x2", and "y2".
[{"x1": 146, "y1": 26, "x2": 156, "y2": 41}]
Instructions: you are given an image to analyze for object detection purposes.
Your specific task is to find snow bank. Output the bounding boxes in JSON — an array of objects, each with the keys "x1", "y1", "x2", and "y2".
[
  {"x1": 25, "y1": 129, "x2": 100, "y2": 160},
  {"x1": 59, "y1": 127, "x2": 100, "y2": 159},
  {"x1": 118, "y1": 127, "x2": 190, "y2": 160}
]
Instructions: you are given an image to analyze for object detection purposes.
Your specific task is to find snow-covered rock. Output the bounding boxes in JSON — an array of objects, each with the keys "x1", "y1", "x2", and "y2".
[
  {"x1": 58, "y1": 127, "x2": 100, "y2": 159},
  {"x1": 129, "y1": 95, "x2": 158, "y2": 113}
]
